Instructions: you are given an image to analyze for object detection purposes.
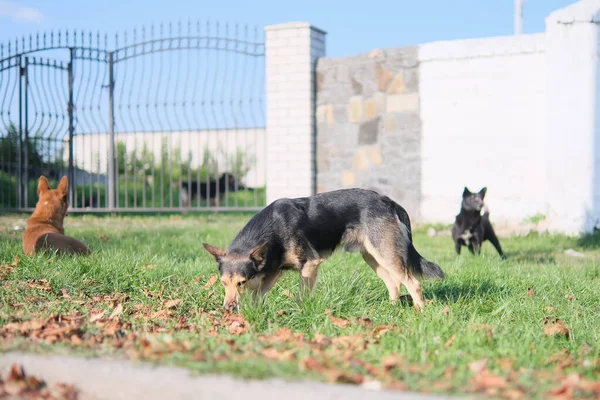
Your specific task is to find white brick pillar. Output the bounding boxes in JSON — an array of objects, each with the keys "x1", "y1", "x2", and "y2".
[
  {"x1": 265, "y1": 22, "x2": 326, "y2": 204},
  {"x1": 544, "y1": 0, "x2": 600, "y2": 234}
]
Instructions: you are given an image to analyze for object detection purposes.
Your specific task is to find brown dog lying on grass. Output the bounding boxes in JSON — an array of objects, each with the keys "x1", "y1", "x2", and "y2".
[{"x1": 22, "y1": 176, "x2": 90, "y2": 256}]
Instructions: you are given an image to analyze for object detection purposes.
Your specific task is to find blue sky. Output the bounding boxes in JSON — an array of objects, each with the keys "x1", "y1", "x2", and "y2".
[{"x1": 0, "y1": 0, "x2": 577, "y2": 58}]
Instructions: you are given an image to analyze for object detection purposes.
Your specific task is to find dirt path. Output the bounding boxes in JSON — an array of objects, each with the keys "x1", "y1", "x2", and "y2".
[{"x1": 0, "y1": 352, "x2": 459, "y2": 400}]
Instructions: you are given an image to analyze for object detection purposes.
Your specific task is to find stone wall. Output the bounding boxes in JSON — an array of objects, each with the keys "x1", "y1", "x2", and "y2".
[{"x1": 315, "y1": 47, "x2": 422, "y2": 218}]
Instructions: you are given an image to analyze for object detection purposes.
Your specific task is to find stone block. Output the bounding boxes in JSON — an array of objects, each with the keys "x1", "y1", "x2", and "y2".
[
  {"x1": 363, "y1": 93, "x2": 386, "y2": 120},
  {"x1": 386, "y1": 93, "x2": 420, "y2": 113},
  {"x1": 359, "y1": 117, "x2": 381, "y2": 145},
  {"x1": 382, "y1": 113, "x2": 421, "y2": 136},
  {"x1": 375, "y1": 63, "x2": 394, "y2": 91},
  {"x1": 351, "y1": 76, "x2": 363, "y2": 95},
  {"x1": 387, "y1": 73, "x2": 405, "y2": 94},
  {"x1": 348, "y1": 96, "x2": 363, "y2": 123},
  {"x1": 365, "y1": 146, "x2": 382, "y2": 165},
  {"x1": 316, "y1": 105, "x2": 328, "y2": 123},
  {"x1": 342, "y1": 171, "x2": 355, "y2": 187},
  {"x1": 403, "y1": 68, "x2": 419, "y2": 92},
  {"x1": 353, "y1": 150, "x2": 369, "y2": 172}
]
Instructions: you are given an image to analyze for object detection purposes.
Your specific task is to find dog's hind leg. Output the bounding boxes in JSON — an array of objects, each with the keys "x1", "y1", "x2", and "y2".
[
  {"x1": 486, "y1": 229, "x2": 506, "y2": 259},
  {"x1": 362, "y1": 253, "x2": 399, "y2": 301},
  {"x1": 364, "y1": 239, "x2": 425, "y2": 311}
]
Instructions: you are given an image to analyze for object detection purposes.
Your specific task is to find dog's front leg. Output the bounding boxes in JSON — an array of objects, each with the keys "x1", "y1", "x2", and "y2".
[
  {"x1": 297, "y1": 260, "x2": 322, "y2": 305},
  {"x1": 454, "y1": 240, "x2": 462, "y2": 255},
  {"x1": 250, "y1": 270, "x2": 282, "y2": 304},
  {"x1": 467, "y1": 242, "x2": 475, "y2": 255},
  {"x1": 472, "y1": 239, "x2": 482, "y2": 255}
]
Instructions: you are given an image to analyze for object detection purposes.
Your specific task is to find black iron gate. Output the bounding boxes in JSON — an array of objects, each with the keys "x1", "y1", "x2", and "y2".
[{"x1": 0, "y1": 22, "x2": 266, "y2": 212}]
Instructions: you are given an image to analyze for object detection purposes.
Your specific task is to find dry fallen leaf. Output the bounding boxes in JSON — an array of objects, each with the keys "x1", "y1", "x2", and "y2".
[
  {"x1": 164, "y1": 299, "x2": 182, "y2": 309},
  {"x1": 204, "y1": 275, "x2": 218, "y2": 290},
  {"x1": 276, "y1": 310, "x2": 287, "y2": 317},
  {"x1": 0, "y1": 263, "x2": 15, "y2": 278},
  {"x1": 544, "y1": 318, "x2": 570, "y2": 339},
  {"x1": 109, "y1": 304, "x2": 124, "y2": 320},
  {"x1": 499, "y1": 358, "x2": 514, "y2": 372},
  {"x1": 261, "y1": 348, "x2": 296, "y2": 362},
  {"x1": 89, "y1": 311, "x2": 105, "y2": 323},
  {"x1": 103, "y1": 320, "x2": 122, "y2": 336},
  {"x1": 61, "y1": 288, "x2": 71, "y2": 298},
  {"x1": 468, "y1": 359, "x2": 488, "y2": 374},
  {"x1": 386, "y1": 382, "x2": 409, "y2": 391},
  {"x1": 11, "y1": 254, "x2": 20, "y2": 266},
  {"x1": 567, "y1": 294, "x2": 575, "y2": 301},
  {"x1": 547, "y1": 372, "x2": 581, "y2": 397},
  {"x1": 27, "y1": 280, "x2": 51, "y2": 291},
  {"x1": 299, "y1": 357, "x2": 322, "y2": 371},
  {"x1": 282, "y1": 289, "x2": 294, "y2": 299},
  {"x1": 471, "y1": 370, "x2": 508, "y2": 391},
  {"x1": 3, "y1": 362, "x2": 80, "y2": 399},
  {"x1": 326, "y1": 309, "x2": 349, "y2": 328},
  {"x1": 150, "y1": 309, "x2": 170, "y2": 320},
  {"x1": 527, "y1": 287, "x2": 534, "y2": 298},
  {"x1": 70, "y1": 334, "x2": 83, "y2": 345},
  {"x1": 355, "y1": 316, "x2": 373, "y2": 327},
  {"x1": 382, "y1": 354, "x2": 403, "y2": 371},
  {"x1": 442, "y1": 304, "x2": 450, "y2": 315},
  {"x1": 444, "y1": 334, "x2": 456, "y2": 348}
]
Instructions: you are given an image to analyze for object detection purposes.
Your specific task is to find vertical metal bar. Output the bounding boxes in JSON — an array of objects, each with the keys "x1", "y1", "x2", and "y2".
[
  {"x1": 514, "y1": 0, "x2": 523, "y2": 35},
  {"x1": 17, "y1": 56, "x2": 23, "y2": 208},
  {"x1": 107, "y1": 51, "x2": 116, "y2": 211},
  {"x1": 68, "y1": 48, "x2": 75, "y2": 206},
  {"x1": 23, "y1": 57, "x2": 29, "y2": 208}
]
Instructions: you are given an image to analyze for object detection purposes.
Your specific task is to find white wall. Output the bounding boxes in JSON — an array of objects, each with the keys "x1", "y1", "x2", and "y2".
[
  {"x1": 419, "y1": 34, "x2": 547, "y2": 225},
  {"x1": 543, "y1": 0, "x2": 600, "y2": 234}
]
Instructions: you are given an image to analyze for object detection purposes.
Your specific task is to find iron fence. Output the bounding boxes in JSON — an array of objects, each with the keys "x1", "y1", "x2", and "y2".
[{"x1": 0, "y1": 21, "x2": 266, "y2": 212}]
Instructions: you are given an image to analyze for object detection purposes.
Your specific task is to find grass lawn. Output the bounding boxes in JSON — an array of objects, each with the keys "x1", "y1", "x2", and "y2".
[{"x1": 1, "y1": 213, "x2": 599, "y2": 398}]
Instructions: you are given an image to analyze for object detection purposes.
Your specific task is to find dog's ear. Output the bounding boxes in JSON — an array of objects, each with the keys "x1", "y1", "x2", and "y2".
[
  {"x1": 57, "y1": 176, "x2": 69, "y2": 200},
  {"x1": 250, "y1": 242, "x2": 269, "y2": 268},
  {"x1": 478, "y1": 187, "x2": 487, "y2": 200},
  {"x1": 203, "y1": 243, "x2": 226, "y2": 262},
  {"x1": 37, "y1": 176, "x2": 50, "y2": 196},
  {"x1": 462, "y1": 187, "x2": 471, "y2": 198}
]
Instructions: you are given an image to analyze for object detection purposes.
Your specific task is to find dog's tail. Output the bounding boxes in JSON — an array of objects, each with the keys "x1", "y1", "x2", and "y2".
[{"x1": 393, "y1": 203, "x2": 445, "y2": 280}]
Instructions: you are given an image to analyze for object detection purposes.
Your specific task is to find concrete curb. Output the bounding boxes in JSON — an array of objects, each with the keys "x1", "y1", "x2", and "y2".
[{"x1": 0, "y1": 352, "x2": 459, "y2": 400}]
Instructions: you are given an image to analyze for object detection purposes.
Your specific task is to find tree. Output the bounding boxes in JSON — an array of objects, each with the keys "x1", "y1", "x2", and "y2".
[{"x1": 0, "y1": 122, "x2": 44, "y2": 173}]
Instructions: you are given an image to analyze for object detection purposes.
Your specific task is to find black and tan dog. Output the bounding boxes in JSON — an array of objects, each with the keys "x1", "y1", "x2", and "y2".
[
  {"x1": 451, "y1": 187, "x2": 505, "y2": 259},
  {"x1": 203, "y1": 188, "x2": 444, "y2": 311}
]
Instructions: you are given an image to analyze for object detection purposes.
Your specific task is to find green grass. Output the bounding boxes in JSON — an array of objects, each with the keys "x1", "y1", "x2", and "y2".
[{"x1": 0, "y1": 213, "x2": 599, "y2": 398}]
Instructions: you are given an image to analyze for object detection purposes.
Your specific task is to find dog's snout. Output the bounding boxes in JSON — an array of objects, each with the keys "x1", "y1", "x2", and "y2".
[{"x1": 223, "y1": 301, "x2": 239, "y2": 312}]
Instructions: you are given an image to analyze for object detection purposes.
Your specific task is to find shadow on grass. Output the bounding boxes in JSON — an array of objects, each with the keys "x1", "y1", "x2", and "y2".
[
  {"x1": 429, "y1": 279, "x2": 508, "y2": 303},
  {"x1": 503, "y1": 250, "x2": 556, "y2": 264}
]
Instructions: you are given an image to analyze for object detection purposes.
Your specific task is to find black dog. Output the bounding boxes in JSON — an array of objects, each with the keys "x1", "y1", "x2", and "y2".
[
  {"x1": 180, "y1": 173, "x2": 240, "y2": 207},
  {"x1": 203, "y1": 188, "x2": 444, "y2": 311},
  {"x1": 452, "y1": 187, "x2": 505, "y2": 259}
]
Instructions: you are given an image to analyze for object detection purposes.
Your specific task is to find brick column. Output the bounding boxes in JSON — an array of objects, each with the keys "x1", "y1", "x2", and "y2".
[{"x1": 265, "y1": 22, "x2": 326, "y2": 204}]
